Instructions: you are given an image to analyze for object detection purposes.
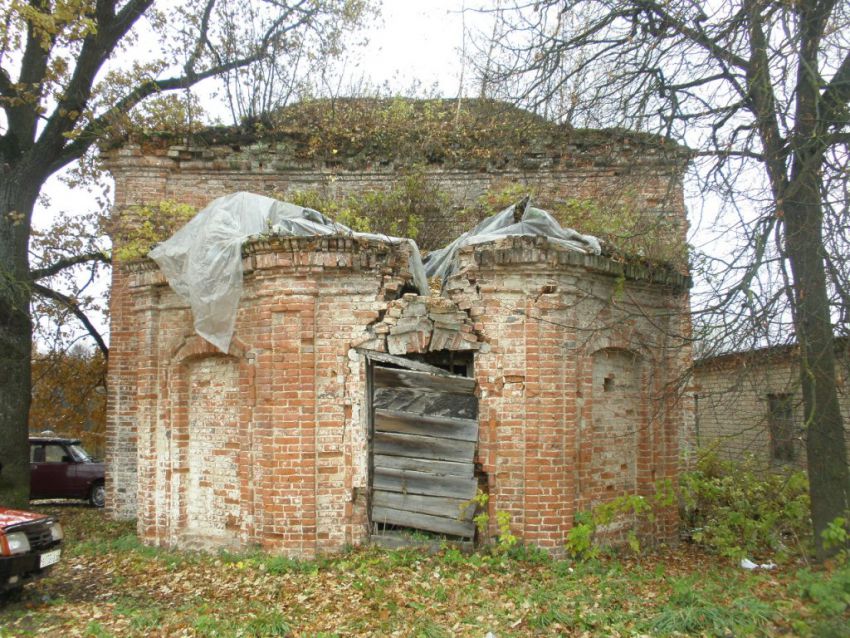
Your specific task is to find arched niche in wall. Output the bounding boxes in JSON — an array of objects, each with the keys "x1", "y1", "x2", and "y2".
[
  {"x1": 167, "y1": 336, "x2": 252, "y2": 545},
  {"x1": 587, "y1": 347, "x2": 645, "y2": 499}
]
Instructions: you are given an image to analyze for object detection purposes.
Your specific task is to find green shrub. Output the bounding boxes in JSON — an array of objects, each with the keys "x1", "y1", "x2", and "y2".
[
  {"x1": 793, "y1": 563, "x2": 850, "y2": 617},
  {"x1": 566, "y1": 481, "x2": 676, "y2": 559},
  {"x1": 822, "y1": 516, "x2": 850, "y2": 563},
  {"x1": 283, "y1": 165, "x2": 452, "y2": 248},
  {"x1": 679, "y1": 451, "x2": 810, "y2": 560},
  {"x1": 466, "y1": 181, "x2": 687, "y2": 267},
  {"x1": 461, "y1": 489, "x2": 518, "y2": 553},
  {"x1": 115, "y1": 200, "x2": 197, "y2": 260}
]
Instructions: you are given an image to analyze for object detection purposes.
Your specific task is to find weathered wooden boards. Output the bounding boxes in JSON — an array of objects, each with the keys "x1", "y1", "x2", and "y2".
[
  {"x1": 374, "y1": 366, "x2": 476, "y2": 394},
  {"x1": 373, "y1": 467, "x2": 478, "y2": 499},
  {"x1": 370, "y1": 362, "x2": 479, "y2": 539}
]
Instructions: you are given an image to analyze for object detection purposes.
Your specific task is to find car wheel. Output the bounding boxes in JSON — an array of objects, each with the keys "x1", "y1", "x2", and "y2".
[{"x1": 89, "y1": 483, "x2": 105, "y2": 508}]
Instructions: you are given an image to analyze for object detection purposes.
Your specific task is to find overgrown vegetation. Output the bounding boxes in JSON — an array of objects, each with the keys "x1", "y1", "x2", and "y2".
[
  {"x1": 474, "y1": 181, "x2": 687, "y2": 268},
  {"x1": 114, "y1": 97, "x2": 684, "y2": 165},
  {"x1": 2, "y1": 505, "x2": 848, "y2": 637},
  {"x1": 561, "y1": 450, "x2": 813, "y2": 564},
  {"x1": 114, "y1": 201, "x2": 198, "y2": 261},
  {"x1": 110, "y1": 97, "x2": 689, "y2": 261},
  {"x1": 280, "y1": 168, "x2": 687, "y2": 262},
  {"x1": 679, "y1": 451, "x2": 811, "y2": 561},
  {"x1": 463, "y1": 489, "x2": 518, "y2": 553},
  {"x1": 566, "y1": 480, "x2": 677, "y2": 559},
  {"x1": 284, "y1": 165, "x2": 452, "y2": 248}
]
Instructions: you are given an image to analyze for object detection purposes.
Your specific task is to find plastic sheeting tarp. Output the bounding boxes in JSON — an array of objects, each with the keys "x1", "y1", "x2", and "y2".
[
  {"x1": 149, "y1": 191, "x2": 428, "y2": 353},
  {"x1": 423, "y1": 201, "x2": 602, "y2": 284}
]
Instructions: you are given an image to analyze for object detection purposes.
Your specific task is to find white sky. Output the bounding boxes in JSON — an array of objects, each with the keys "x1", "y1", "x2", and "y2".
[{"x1": 354, "y1": 0, "x2": 473, "y2": 96}]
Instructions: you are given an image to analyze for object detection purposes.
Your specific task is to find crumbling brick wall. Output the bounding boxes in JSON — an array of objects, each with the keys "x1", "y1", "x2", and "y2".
[
  {"x1": 105, "y1": 130, "x2": 689, "y2": 251},
  {"x1": 110, "y1": 236, "x2": 418, "y2": 553},
  {"x1": 443, "y1": 237, "x2": 691, "y2": 549},
  {"x1": 106, "y1": 101, "x2": 694, "y2": 553},
  {"x1": 105, "y1": 114, "x2": 693, "y2": 521},
  {"x1": 110, "y1": 233, "x2": 690, "y2": 556}
]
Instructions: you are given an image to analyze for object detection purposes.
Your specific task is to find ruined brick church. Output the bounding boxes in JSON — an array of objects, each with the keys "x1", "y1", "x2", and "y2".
[{"x1": 105, "y1": 99, "x2": 693, "y2": 556}]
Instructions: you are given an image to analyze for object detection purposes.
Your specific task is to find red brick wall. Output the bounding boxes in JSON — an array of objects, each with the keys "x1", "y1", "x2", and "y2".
[
  {"x1": 109, "y1": 235, "x2": 690, "y2": 555},
  {"x1": 446, "y1": 237, "x2": 690, "y2": 548},
  {"x1": 105, "y1": 264, "x2": 139, "y2": 520},
  {"x1": 111, "y1": 237, "x2": 417, "y2": 555},
  {"x1": 105, "y1": 140, "x2": 688, "y2": 250}
]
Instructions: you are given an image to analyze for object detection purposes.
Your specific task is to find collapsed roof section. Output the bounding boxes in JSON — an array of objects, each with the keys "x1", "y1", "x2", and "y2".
[
  {"x1": 423, "y1": 198, "x2": 601, "y2": 285},
  {"x1": 148, "y1": 191, "x2": 600, "y2": 353}
]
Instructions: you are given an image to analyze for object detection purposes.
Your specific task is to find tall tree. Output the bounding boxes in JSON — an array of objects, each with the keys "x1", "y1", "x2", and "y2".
[
  {"x1": 473, "y1": 0, "x2": 850, "y2": 557},
  {"x1": 0, "y1": 0, "x2": 369, "y2": 507}
]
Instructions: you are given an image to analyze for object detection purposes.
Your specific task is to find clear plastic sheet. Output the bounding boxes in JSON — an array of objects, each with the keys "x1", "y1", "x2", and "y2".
[
  {"x1": 149, "y1": 193, "x2": 598, "y2": 353},
  {"x1": 149, "y1": 191, "x2": 428, "y2": 353},
  {"x1": 423, "y1": 201, "x2": 602, "y2": 285}
]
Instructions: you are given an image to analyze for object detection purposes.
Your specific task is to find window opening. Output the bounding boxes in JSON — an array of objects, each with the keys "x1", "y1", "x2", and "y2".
[{"x1": 767, "y1": 393, "x2": 795, "y2": 463}]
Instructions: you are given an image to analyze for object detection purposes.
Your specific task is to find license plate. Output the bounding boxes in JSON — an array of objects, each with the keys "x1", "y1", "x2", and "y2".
[{"x1": 39, "y1": 548, "x2": 61, "y2": 568}]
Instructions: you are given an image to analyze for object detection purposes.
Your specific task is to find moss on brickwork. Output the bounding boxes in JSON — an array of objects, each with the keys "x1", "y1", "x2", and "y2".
[
  {"x1": 285, "y1": 165, "x2": 452, "y2": 246},
  {"x1": 469, "y1": 181, "x2": 687, "y2": 269},
  {"x1": 285, "y1": 169, "x2": 687, "y2": 269},
  {"x1": 115, "y1": 177, "x2": 687, "y2": 272},
  {"x1": 105, "y1": 98, "x2": 690, "y2": 268}
]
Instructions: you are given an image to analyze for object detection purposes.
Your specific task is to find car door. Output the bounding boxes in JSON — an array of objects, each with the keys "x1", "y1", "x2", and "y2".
[{"x1": 30, "y1": 443, "x2": 75, "y2": 499}]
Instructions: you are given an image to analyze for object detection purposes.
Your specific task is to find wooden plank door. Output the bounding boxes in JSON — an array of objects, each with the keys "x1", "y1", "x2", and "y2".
[{"x1": 370, "y1": 362, "x2": 479, "y2": 539}]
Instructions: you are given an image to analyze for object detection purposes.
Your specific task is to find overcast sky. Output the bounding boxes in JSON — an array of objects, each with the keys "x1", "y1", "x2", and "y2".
[{"x1": 355, "y1": 1, "x2": 474, "y2": 96}]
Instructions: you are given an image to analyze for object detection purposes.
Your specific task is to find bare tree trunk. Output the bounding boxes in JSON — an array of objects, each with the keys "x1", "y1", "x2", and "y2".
[
  {"x1": 0, "y1": 176, "x2": 35, "y2": 508},
  {"x1": 784, "y1": 166, "x2": 850, "y2": 559}
]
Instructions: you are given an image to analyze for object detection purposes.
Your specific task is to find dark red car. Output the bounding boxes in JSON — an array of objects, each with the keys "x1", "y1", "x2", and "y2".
[
  {"x1": 29, "y1": 433, "x2": 105, "y2": 508},
  {"x1": 0, "y1": 507, "x2": 63, "y2": 594}
]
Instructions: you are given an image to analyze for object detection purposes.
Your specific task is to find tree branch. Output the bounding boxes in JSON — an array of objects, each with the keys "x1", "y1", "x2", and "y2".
[
  {"x1": 184, "y1": 0, "x2": 217, "y2": 75},
  {"x1": 48, "y1": 54, "x2": 270, "y2": 173},
  {"x1": 8, "y1": 0, "x2": 57, "y2": 152},
  {"x1": 820, "y1": 49, "x2": 850, "y2": 130},
  {"x1": 45, "y1": 0, "x2": 320, "y2": 174},
  {"x1": 637, "y1": 0, "x2": 750, "y2": 71},
  {"x1": 0, "y1": 65, "x2": 14, "y2": 98},
  {"x1": 742, "y1": 0, "x2": 789, "y2": 195},
  {"x1": 31, "y1": 283, "x2": 108, "y2": 359},
  {"x1": 34, "y1": 0, "x2": 154, "y2": 170},
  {"x1": 694, "y1": 148, "x2": 765, "y2": 160},
  {"x1": 30, "y1": 251, "x2": 110, "y2": 281}
]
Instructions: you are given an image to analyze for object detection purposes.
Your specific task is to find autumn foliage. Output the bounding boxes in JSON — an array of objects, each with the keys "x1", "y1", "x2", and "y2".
[{"x1": 29, "y1": 349, "x2": 106, "y2": 458}]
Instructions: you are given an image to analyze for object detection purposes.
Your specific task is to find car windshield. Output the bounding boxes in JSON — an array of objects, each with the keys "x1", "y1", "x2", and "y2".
[{"x1": 68, "y1": 444, "x2": 92, "y2": 462}]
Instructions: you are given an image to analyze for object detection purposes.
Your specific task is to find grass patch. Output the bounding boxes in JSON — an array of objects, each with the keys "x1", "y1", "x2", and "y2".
[{"x1": 648, "y1": 576, "x2": 774, "y2": 636}]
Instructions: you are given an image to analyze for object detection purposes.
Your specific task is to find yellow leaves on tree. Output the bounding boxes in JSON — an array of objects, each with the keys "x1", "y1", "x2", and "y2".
[{"x1": 30, "y1": 348, "x2": 106, "y2": 457}]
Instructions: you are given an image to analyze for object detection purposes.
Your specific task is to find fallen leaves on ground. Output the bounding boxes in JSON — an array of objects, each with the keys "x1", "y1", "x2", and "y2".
[{"x1": 0, "y1": 506, "x2": 846, "y2": 637}]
